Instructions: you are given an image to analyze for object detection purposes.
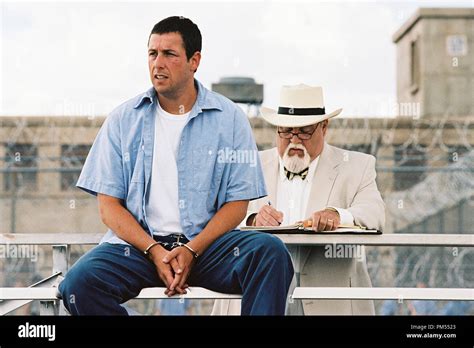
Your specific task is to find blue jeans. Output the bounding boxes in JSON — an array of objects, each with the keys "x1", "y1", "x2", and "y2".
[{"x1": 58, "y1": 230, "x2": 294, "y2": 315}]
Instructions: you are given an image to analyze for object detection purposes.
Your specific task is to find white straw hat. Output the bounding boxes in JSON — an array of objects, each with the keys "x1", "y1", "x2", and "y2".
[{"x1": 260, "y1": 84, "x2": 342, "y2": 127}]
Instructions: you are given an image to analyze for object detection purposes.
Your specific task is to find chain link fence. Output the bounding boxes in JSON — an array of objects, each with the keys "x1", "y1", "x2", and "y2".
[{"x1": 0, "y1": 115, "x2": 473, "y2": 315}]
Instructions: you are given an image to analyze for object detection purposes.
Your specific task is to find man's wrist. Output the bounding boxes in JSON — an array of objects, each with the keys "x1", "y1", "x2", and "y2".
[
  {"x1": 143, "y1": 241, "x2": 162, "y2": 260},
  {"x1": 178, "y1": 242, "x2": 199, "y2": 258}
]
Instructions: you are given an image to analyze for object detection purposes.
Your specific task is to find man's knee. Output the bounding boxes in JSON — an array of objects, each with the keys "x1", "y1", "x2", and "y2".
[
  {"x1": 244, "y1": 233, "x2": 294, "y2": 286},
  {"x1": 58, "y1": 259, "x2": 99, "y2": 308},
  {"x1": 251, "y1": 233, "x2": 292, "y2": 263}
]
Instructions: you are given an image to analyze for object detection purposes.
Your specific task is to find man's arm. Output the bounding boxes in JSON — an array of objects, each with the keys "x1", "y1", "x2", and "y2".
[
  {"x1": 98, "y1": 194, "x2": 156, "y2": 252},
  {"x1": 187, "y1": 200, "x2": 248, "y2": 255},
  {"x1": 163, "y1": 200, "x2": 248, "y2": 292},
  {"x1": 346, "y1": 155, "x2": 385, "y2": 230},
  {"x1": 97, "y1": 193, "x2": 180, "y2": 294},
  {"x1": 310, "y1": 155, "x2": 385, "y2": 232}
]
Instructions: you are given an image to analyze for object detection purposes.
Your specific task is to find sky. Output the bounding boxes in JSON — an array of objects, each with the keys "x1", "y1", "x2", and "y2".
[{"x1": 0, "y1": 0, "x2": 472, "y2": 117}]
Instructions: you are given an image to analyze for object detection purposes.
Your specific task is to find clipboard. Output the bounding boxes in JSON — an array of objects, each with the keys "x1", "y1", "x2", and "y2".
[{"x1": 240, "y1": 222, "x2": 382, "y2": 235}]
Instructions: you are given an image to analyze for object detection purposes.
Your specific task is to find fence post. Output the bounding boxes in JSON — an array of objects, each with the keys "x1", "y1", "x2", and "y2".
[{"x1": 53, "y1": 245, "x2": 69, "y2": 276}]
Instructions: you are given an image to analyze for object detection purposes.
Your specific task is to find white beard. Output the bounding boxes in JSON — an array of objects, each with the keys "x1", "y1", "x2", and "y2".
[{"x1": 282, "y1": 143, "x2": 311, "y2": 173}]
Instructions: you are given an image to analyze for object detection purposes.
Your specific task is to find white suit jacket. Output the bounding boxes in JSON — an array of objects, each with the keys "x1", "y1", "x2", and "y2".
[{"x1": 212, "y1": 143, "x2": 385, "y2": 315}]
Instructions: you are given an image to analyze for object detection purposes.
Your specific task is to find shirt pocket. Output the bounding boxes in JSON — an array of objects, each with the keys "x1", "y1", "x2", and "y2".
[{"x1": 191, "y1": 146, "x2": 221, "y2": 191}]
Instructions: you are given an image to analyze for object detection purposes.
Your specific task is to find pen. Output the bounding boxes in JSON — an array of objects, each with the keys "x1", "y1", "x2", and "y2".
[{"x1": 267, "y1": 201, "x2": 281, "y2": 225}]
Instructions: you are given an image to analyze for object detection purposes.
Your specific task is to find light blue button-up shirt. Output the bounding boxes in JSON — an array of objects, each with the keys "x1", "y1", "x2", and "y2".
[{"x1": 77, "y1": 80, "x2": 267, "y2": 245}]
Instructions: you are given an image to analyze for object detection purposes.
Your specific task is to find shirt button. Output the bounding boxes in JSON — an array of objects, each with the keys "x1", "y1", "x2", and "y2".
[{"x1": 141, "y1": 145, "x2": 144, "y2": 150}]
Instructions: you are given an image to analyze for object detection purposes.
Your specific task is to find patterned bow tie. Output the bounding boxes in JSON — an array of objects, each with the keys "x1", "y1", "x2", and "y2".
[{"x1": 284, "y1": 167, "x2": 309, "y2": 181}]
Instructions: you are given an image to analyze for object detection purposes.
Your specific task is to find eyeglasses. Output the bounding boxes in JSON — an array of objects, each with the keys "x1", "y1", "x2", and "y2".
[{"x1": 277, "y1": 124, "x2": 319, "y2": 140}]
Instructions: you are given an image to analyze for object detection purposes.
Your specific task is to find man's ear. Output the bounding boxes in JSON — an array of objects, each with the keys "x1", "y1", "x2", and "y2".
[
  {"x1": 321, "y1": 120, "x2": 329, "y2": 136},
  {"x1": 189, "y1": 51, "x2": 201, "y2": 73}
]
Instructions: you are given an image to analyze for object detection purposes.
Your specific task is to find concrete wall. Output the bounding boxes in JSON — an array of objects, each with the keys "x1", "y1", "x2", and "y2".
[{"x1": 1, "y1": 115, "x2": 473, "y2": 235}]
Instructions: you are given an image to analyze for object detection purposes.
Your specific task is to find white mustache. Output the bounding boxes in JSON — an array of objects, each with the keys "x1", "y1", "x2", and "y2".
[
  {"x1": 283, "y1": 144, "x2": 310, "y2": 173},
  {"x1": 287, "y1": 144, "x2": 306, "y2": 152}
]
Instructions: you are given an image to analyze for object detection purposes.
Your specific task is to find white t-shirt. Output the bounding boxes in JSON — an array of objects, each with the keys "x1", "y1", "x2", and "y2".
[{"x1": 145, "y1": 102, "x2": 190, "y2": 236}]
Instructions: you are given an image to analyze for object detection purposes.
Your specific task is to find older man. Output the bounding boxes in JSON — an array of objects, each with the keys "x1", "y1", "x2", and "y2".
[
  {"x1": 59, "y1": 16, "x2": 293, "y2": 316},
  {"x1": 213, "y1": 84, "x2": 385, "y2": 315}
]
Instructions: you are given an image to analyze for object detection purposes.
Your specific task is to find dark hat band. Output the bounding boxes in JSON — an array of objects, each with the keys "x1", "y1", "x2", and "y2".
[{"x1": 278, "y1": 106, "x2": 325, "y2": 116}]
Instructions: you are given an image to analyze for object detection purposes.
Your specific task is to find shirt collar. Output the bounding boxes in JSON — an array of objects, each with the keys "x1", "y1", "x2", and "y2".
[
  {"x1": 279, "y1": 154, "x2": 320, "y2": 182},
  {"x1": 133, "y1": 79, "x2": 223, "y2": 112}
]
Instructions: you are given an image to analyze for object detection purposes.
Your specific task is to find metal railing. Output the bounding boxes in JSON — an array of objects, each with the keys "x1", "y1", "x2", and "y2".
[{"x1": 0, "y1": 233, "x2": 473, "y2": 315}]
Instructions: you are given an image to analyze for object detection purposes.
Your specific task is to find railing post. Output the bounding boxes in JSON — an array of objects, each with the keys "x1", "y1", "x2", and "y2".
[
  {"x1": 286, "y1": 245, "x2": 303, "y2": 315},
  {"x1": 52, "y1": 245, "x2": 70, "y2": 316},
  {"x1": 52, "y1": 244, "x2": 69, "y2": 276}
]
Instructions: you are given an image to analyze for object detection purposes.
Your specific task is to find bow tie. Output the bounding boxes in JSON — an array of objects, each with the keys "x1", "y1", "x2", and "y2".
[{"x1": 284, "y1": 167, "x2": 309, "y2": 181}]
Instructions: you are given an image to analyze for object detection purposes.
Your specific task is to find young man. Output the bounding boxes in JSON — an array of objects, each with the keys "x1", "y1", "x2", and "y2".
[
  {"x1": 213, "y1": 84, "x2": 385, "y2": 315},
  {"x1": 59, "y1": 16, "x2": 294, "y2": 315}
]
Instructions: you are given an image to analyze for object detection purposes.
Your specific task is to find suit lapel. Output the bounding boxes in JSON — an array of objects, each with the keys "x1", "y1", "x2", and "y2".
[
  {"x1": 305, "y1": 143, "x2": 342, "y2": 218},
  {"x1": 249, "y1": 148, "x2": 280, "y2": 214},
  {"x1": 263, "y1": 148, "x2": 279, "y2": 206}
]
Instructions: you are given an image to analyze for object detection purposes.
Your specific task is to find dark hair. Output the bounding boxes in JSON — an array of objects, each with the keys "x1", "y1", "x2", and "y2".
[{"x1": 149, "y1": 16, "x2": 202, "y2": 60}]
